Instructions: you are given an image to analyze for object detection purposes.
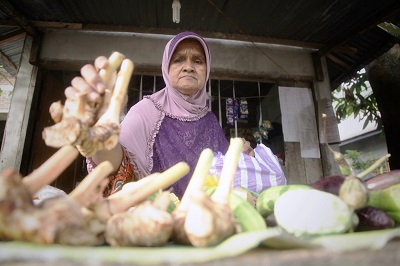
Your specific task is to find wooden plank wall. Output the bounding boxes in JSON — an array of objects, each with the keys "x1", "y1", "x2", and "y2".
[{"x1": 284, "y1": 142, "x2": 323, "y2": 184}]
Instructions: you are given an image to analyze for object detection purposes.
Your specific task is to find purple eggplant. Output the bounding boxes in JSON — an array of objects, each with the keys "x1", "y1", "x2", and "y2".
[
  {"x1": 310, "y1": 175, "x2": 346, "y2": 195},
  {"x1": 364, "y1": 169, "x2": 400, "y2": 190},
  {"x1": 356, "y1": 206, "x2": 395, "y2": 231}
]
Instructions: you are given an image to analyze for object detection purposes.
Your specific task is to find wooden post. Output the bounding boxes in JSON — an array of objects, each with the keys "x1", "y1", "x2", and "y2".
[
  {"x1": 0, "y1": 35, "x2": 38, "y2": 172},
  {"x1": 313, "y1": 56, "x2": 341, "y2": 177}
]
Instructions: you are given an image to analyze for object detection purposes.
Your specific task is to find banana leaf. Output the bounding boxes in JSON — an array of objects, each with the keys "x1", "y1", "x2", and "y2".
[
  {"x1": 1, "y1": 227, "x2": 400, "y2": 265},
  {"x1": 308, "y1": 227, "x2": 400, "y2": 252},
  {"x1": 261, "y1": 227, "x2": 400, "y2": 252}
]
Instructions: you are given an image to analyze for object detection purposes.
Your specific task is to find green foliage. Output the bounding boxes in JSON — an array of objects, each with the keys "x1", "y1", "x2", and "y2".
[
  {"x1": 333, "y1": 70, "x2": 381, "y2": 130},
  {"x1": 344, "y1": 150, "x2": 376, "y2": 171}
]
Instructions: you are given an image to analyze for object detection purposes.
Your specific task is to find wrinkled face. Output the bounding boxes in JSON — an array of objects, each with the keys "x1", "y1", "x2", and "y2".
[{"x1": 168, "y1": 39, "x2": 207, "y2": 95}]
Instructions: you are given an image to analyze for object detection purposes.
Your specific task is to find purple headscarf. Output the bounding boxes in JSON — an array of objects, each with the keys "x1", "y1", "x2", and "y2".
[{"x1": 149, "y1": 31, "x2": 211, "y2": 119}]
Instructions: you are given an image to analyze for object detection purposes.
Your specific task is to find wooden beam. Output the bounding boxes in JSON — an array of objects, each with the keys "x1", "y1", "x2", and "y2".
[
  {"x1": 312, "y1": 53, "x2": 324, "y2": 81},
  {"x1": 317, "y1": 2, "x2": 400, "y2": 57},
  {"x1": 0, "y1": 49, "x2": 17, "y2": 72},
  {"x1": 32, "y1": 20, "x2": 322, "y2": 49},
  {"x1": 331, "y1": 46, "x2": 358, "y2": 55},
  {"x1": 29, "y1": 20, "x2": 359, "y2": 54},
  {"x1": 29, "y1": 34, "x2": 42, "y2": 66},
  {"x1": 30, "y1": 21, "x2": 82, "y2": 30},
  {"x1": 0, "y1": 0, "x2": 37, "y2": 36},
  {"x1": 325, "y1": 53, "x2": 352, "y2": 71},
  {"x1": 0, "y1": 19, "x2": 18, "y2": 27},
  {"x1": 0, "y1": 28, "x2": 26, "y2": 44}
]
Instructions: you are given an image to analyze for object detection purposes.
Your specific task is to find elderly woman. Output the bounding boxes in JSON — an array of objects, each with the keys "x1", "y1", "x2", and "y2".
[{"x1": 68, "y1": 32, "x2": 286, "y2": 199}]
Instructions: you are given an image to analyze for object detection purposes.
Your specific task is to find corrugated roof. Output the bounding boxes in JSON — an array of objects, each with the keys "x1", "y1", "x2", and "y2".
[
  {"x1": 0, "y1": 26, "x2": 24, "y2": 75},
  {"x1": 0, "y1": 0, "x2": 399, "y2": 89}
]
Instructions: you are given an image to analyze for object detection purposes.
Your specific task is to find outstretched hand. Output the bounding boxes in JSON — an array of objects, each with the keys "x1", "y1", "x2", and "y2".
[
  {"x1": 42, "y1": 52, "x2": 134, "y2": 157},
  {"x1": 65, "y1": 55, "x2": 109, "y2": 104}
]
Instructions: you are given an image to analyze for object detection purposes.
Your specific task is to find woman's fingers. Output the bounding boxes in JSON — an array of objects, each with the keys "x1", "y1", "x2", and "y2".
[
  {"x1": 71, "y1": 76, "x2": 93, "y2": 94},
  {"x1": 70, "y1": 75, "x2": 100, "y2": 102},
  {"x1": 64, "y1": 57, "x2": 110, "y2": 103},
  {"x1": 64, "y1": 86, "x2": 80, "y2": 99},
  {"x1": 80, "y1": 63, "x2": 106, "y2": 95},
  {"x1": 94, "y1": 56, "x2": 109, "y2": 70}
]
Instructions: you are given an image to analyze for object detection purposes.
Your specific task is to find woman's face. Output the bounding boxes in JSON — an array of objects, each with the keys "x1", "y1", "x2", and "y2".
[{"x1": 168, "y1": 39, "x2": 207, "y2": 95}]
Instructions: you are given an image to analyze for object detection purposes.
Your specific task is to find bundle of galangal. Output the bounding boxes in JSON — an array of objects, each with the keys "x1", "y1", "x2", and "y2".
[
  {"x1": 0, "y1": 145, "x2": 190, "y2": 246},
  {"x1": 0, "y1": 52, "x2": 266, "y2": 248}
]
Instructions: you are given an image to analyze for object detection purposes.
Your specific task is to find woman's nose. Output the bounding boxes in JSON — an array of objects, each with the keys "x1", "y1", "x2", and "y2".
[{"x1": 182, "y1": 60, "x2": 195, "y2": 71}]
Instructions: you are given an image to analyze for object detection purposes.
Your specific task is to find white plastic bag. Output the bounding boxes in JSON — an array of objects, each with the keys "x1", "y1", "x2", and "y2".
[{"x1": 210, "y1": 144, "x2": 286, "y2": 194}]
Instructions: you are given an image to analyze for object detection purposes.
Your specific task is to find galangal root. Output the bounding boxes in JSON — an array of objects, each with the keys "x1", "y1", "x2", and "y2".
[
  {"x1": 0, "y1": 145, "x2": 112, "y2": 245},
  {"x1": 172, "y1": 138, "x2": 244, "y2": 247},
  {"x1": 42, "y1": 52, "x2": 134, "y2": 157},
  {"x1": 105, "y1": 191, "x2": 174, "y2": 247},
  {"x1": 104, "y1": 162, "x2": 189, "y2": 247}
]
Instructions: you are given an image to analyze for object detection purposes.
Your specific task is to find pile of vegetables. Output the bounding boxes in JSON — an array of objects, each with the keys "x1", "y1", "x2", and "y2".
[
  {"x1": 0, "y1": 139, "x2": 263, "y2": 247},
  {"x1": 255, "y1": 161, "x2": 400, "y2": 237},
  {"x1": 255, "y1": 114, "x2": 400, "y2": 237}
]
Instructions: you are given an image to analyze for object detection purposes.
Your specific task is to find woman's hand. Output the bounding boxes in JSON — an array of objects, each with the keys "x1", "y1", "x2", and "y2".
[
  {"x1": 43, "y1": 52, "x2": 133, "y2": 161},
  {"x1": 241, "y1": 138, "x2": 255, "y2": 157},
  {"x1": 64, "y1": 56, "x2": 109, "y2": 103}
]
